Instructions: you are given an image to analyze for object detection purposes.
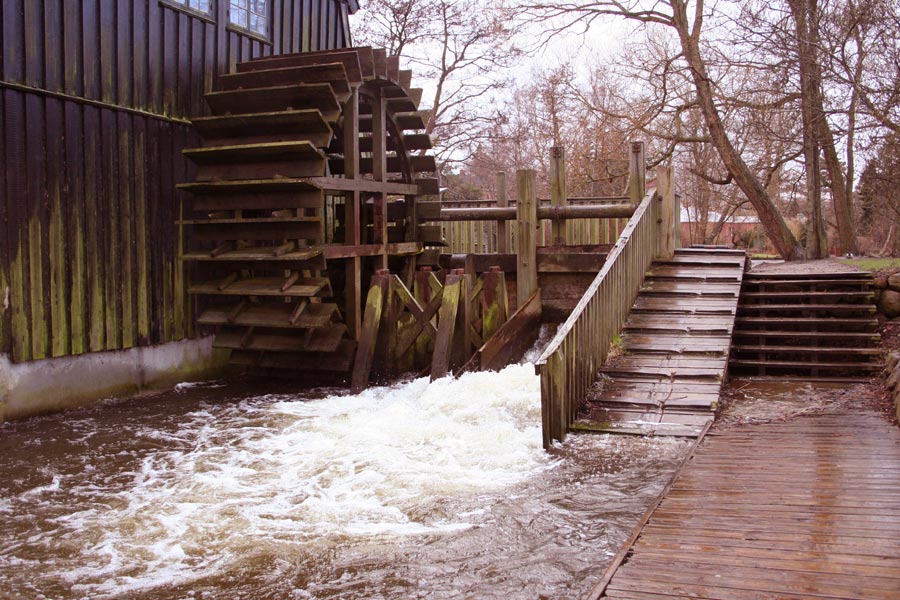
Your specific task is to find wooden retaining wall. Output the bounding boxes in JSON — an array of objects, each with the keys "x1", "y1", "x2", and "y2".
[{"x1": 0, "y1": 0, "x2": 352, "y2": 363}]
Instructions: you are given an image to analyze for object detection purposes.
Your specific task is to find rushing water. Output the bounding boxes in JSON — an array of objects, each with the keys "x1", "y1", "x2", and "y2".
[{"x1": 0, "y1": 365, "x2": 691, "y2": 600}]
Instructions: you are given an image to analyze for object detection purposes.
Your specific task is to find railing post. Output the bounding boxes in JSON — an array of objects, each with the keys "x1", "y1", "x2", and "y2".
[
  {"x1": 627, "y1": 141, "x2": 645, "y2": 204},
  {"x1": 655, "y1": 165, "x2": 677, "y2": 258},
  {"x1": 550, "y1": 146, "x2": 568, "y2": 245},
  {"x1": 516, "y1": 169, "x2": 538, "y2": 309},
  {"x1": 496, "y1": 172, "x2": 508, "y2": 253}
]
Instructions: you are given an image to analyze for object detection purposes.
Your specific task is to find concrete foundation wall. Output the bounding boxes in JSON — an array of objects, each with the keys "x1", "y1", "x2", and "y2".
[{"x1": 0, "y1": 337, "x2": 229, "y2": 421}]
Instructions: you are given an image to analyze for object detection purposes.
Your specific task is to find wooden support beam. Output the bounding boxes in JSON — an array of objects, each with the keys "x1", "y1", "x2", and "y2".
[
  {"x1": 343, "y1": 87, "x2": 362, "y2": 340},
  {"x1": 413, "y1": 267, "x2": 442, "y2": 367},
  {"x1": 351, "y1": 272, "x2": 390, "y2": 393},
  {"x1": 480, "y1": 267, "x2": 508, "y2": 342},
  {"x1": 516, "y1": 170, "x2": 538, "y2": 308},
  {"x1": 371, "y1": 87, "x2": 388, "y2": 270},
  {"x1": 431, "y1": 270, "x2": 464, "y2": 380},
  {"x1": 496, "y1": 172, "x2": 509, "y2": 253},
  {"x1": 549, "y1": 146, "x2": 567, "y2": 245}
]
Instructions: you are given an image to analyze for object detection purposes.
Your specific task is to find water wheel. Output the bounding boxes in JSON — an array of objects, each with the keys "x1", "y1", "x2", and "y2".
[{"x1": 179, "y1": 47, "x2": 439, "y2": 378}]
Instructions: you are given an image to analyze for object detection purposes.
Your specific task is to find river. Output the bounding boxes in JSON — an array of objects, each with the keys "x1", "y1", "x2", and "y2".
[{"x1": 0, "y1": 363, "x2": 691, "y2": 599}]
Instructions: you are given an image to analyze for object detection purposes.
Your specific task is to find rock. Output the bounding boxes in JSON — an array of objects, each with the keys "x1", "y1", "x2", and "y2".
[
  {"x1": 874, "y1": 288, "x2": 883, "y2": 304},
  {"x1": 888, "y1": 273, "x2": 900, "y2": 291},
  {"x1": 874, "y1": 276, "x2": 889, "y2": 289},
  {"x1": 879, "y1": 289, "x2": 900, "y2": 318}
]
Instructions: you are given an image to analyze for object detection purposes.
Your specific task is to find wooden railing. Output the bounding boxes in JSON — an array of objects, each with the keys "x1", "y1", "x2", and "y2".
[
  {"x1": 534, "y1": 186, "x2": 665, "y2": 448},
  {"x1": 440, "y1": 198, "x2": 632, "y2": 254}
]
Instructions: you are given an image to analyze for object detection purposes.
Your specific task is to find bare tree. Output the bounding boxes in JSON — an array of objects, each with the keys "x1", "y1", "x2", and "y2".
[
  {"x1": 353, "y1": 0, "x2": 522, "y2": 167},
  {"x1": 520, "y1": 0, "x2": 806, "y2": 259}
]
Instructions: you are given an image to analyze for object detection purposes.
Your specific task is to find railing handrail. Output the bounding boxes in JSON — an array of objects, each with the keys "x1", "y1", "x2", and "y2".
[{"x1": 535, "y1": 189, "x2": 658, "y2": 369}]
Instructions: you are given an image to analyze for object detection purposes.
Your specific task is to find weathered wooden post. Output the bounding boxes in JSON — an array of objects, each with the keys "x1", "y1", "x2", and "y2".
[
  {"x1": 343, "y1": 87, "x2": 361, "y2": 340},
  {"x1": 480, "y1": 266, "x2": 509, "y2": 342},
  {"x1": 627, "y1": 141, "x2": 646, "y2": 204},
  {"x1": 371, "y1": 88, "x2": 389, "y2": 270},
  {"x1": 497, "y1": 172, "x2": 509, "y2": 253},
  {"x1": 351, "y1": 269, "x2": 391, "y2": 393},
  {"x1": 655, "y1": 165, "x2": 677, "y2": 258},
  {"x1": 431, "y1": 269, "x2": 466, "y2": 380},
  {"x1": 549, "y1": 146, "x2": 568, "y2": 246},
  {"x1": 516, "y1": 169, "x2": 538, "y2": 308}
]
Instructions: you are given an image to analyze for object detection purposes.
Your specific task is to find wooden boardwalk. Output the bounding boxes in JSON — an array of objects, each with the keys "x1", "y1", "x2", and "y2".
[
  {"x1": 590, "y1": 407, "x2": 900, "y2": 599},
  {"x1": 577, "y1": 248, "x2": 746, "y2": 437}
]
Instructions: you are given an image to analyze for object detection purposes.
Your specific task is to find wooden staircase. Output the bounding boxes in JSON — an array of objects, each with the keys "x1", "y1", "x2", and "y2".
[
  {"x1": 578, "y1": 248, "x2": 746, "y2": 437},
  {"x1": 729, "y1": 272, "x2": 882, "y2": 378},
  {"x1": 178, "y1": 47, "x2": 436, "y2": 377}
]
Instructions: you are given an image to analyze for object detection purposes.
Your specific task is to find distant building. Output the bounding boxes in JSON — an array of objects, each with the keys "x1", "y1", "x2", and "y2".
[{"x1": 679, "y1": 207, "x2": 766, "y2": 250}]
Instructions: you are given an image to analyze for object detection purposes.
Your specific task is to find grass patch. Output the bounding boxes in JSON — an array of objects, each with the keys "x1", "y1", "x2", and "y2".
[{"x1": 838, "y1": 257, "x2": 900, "y2": 271}]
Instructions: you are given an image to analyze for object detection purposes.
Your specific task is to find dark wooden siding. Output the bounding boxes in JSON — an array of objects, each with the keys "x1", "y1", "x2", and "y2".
[{"x1": 0, "y1": 0, "x2": 353, "y2": 362}]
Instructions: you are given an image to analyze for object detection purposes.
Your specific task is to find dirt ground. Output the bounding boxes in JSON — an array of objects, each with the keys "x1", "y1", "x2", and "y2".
[{"x1": 749, "y1": 258, "x2": 862, "y2": 274}]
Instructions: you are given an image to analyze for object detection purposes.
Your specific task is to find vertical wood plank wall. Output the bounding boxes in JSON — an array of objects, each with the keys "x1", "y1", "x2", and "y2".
[{"x1": 0, "y1": 0, "x2": 353, "y2": 363}]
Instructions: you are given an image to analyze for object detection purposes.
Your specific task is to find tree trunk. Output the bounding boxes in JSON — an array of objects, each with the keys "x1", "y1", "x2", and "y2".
[
  {"x1": 789, "y1": 0, "x2": 829, "y2": 259},
  {"x1": 820, "y1": 118, "x2": 859, "y2": 255},
  {"x1": 671, "y1": 0, "x2": 804, "y2": 260}
]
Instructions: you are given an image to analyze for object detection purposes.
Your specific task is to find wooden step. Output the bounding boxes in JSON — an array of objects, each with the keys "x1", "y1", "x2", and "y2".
[
  {"x1": 205, "y1": 84, "x2": 341, "y2": 121},
  {"x1": 359, "y1": 133, "x2": 432, "y2": 152},
  {"x1": 187, "y1": 190, "x2": 322, "y2": 212},
  {"x1": 640, "y1": 280, "x2": 741, "y2": 296},
  {"x1": 198, "y1": 302, "x2": 339, "y2": 329},
  {"x1": 654, "y1": 258, "x2": 745, "y2": 270},
  {"x1": 183, "y1": 141, "x2": 327, "y2": 180},
  {"x1": 646, "y1": 266, "x2": 744, "y2": 281},
  {"x1": 191, "y1": 110, "x2": 333, "y2": 148},
  {"x1": 740, "y1": 291, "x2": 874, "y2": 300},
  {"x1": 228, "y1": 339, "x2": 357, "y2": 372},
  {"x1": 731, "y1": 345, "x2": 883, "y2": 356},
  {"x1": 237, "y1": 48, "x2": 366, "y2": 83},
  {"x1": 625, "y1": 313, "x2": 735, "y2": 334},
  {"x1": 218, "y1": 62, "x2": 351, "y2": 96},
  {"x1": 728, "y1": 358, "x2": 883, "y2": 372},
  {"x1": 359, "y1": 111, "x2": 428, "y2": 131},
  {"x1": 182, "y1": 246, "x2": 325, "y2": 267},
  {"x1": 189, "y1": 276, "x2": 331, "y2": 297},
  {"x1": 328, "y1": 154, "x2": 437, "y2": 175},
  {"x1": 745, "y1": 271, "x2": 870, "y2": 280},
  {"x1": 732, "y1": 330, "x2": 880, "y2": 343},
  {"x1": 215, "y1": 324, "x2": 347, "y2": 353},
  {"x1": 622, "y1": 333, "x2": 731, "y2": 354},
  {"x1": 178, "y1": 178, "x2": 322, "y2": 195},
  {"x1": 631, "y1": 296, "x2": 737, "y2": 314},
  {"x1": 359, "y1": 94, "x2": 419, "y2": 113},
  {"x1": 737, "y1": 303, "x2": 877, "y2": 314},
  {"x1": 743, "y1": 277, "x2": 872, "y2": 288},
  {"x1": 735, "y1": 316, "x2": 878, "y2": 329},
  {"x1": 183, "y1": 141, "x2": 326, "y2": 165},
  {"x1": 178, "y1": 217, "x2": 322, "y2": 241}
]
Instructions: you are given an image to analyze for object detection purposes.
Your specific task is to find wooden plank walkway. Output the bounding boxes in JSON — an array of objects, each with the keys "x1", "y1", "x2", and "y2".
[
  {"x1": 590, "y1": 408, "x2": 900, "y2": 599},
  {"x1": 576, "y1": 248, "x2": 746, "y2": 437}
]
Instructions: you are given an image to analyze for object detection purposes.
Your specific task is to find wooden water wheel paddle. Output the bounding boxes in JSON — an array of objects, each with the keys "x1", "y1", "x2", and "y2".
[{"x1": 178, "y1": 47, "x2": 438, "y2": 379}]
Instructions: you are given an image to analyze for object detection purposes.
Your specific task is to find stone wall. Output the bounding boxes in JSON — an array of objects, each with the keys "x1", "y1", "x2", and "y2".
[
  {"x1": 873, "y1": 274, "x2": 900, "y2": 318},
  {"x1": 885, "y1": 352, "x2": 900, "y2": 423}
]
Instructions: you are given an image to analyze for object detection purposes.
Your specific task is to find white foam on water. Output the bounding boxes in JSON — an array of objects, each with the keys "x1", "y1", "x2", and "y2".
[{"x1": 41, "y1": 363, "x2": 548, "y2": 597}]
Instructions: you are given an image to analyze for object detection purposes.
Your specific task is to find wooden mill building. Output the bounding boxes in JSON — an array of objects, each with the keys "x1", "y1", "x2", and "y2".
[{"x1": 1, "y1": 0, "x2": 446, "y2": 418}]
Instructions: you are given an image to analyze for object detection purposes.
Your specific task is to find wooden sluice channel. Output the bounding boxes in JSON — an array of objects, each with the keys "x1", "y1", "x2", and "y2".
[{"x1": 589, "y1": 406, "x2": 900, "y2": 599}]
